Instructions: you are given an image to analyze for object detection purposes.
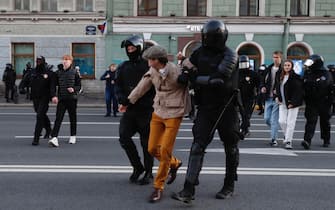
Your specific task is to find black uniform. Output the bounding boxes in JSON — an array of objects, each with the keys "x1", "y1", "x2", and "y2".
[
  {"x1": 256, "y1": 64, "x2": 267, "y2": 114},
  {"x1": 115, "y1": 35, "x2": 155, "y2": 184},
  {"x1": 22, "y1": 62, "x2": 32, "y2": 99},
  {"x1": 238, "y1": 55, "x2": 260, "y2": 136},
  {"x1": 2, "y1": 63, "x2": 16, "y2": 102},
  {"x1": 327, "y1": 64, "x2": 335, "y2": 114},
  {"x1": 172, "y1": 20, "x2": 240, "y2": 203},
  {"x1": 22, "y1": 56, "x2": 54, "y2": 145},
  {"x1": 302, "y1": 55, "x2": 333, "y2": 149}
]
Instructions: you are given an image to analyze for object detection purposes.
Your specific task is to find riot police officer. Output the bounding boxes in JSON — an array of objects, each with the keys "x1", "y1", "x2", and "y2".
[
  {"x1": 115, "y1": 35, "x2": 155, "y2": 185},
  {"x1": 238, "y1": 55, "x2": 260, "y2": 137},
  {"x1": 171, "y1": 19, "x2": 240, "y2": 203},
  {"x1": 302, "y1": 54, "x2": 333, "y2": 149},
  {"x1": 22, "y1": 56, "x2": 54, "y2": 145},
  {"x1": 327, "y1": 64, "x2": 335, "y2": 114}
]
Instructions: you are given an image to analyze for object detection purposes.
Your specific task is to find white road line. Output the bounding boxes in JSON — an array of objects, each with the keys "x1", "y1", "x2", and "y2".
[{"x1": 0, "y1": 165, "x2": 334, "y2": 176}]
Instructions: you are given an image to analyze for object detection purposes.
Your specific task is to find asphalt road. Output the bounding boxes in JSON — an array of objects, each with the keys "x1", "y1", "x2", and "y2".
[{"x1": 0, "y1": 106, "x2": 334, "y2": 210}]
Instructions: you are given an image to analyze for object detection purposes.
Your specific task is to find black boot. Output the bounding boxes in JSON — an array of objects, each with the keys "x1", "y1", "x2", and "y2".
[
  {"x1": 129, "y1": 167, "x2": 145, "y2": 183},
  {"x1": 137, "y1": 171, "x2": 153, "y2": 185},
  {"x1": 32, "y1": 137, "x2": 39, "y2": 146},
  {"x1": 301, "y1": 140, "x2": 311, "y2": 150},
  {"x1": 171, "y1": 181, "x2": 194, "y2": 204},
  {"x1": 216, "y1": 179, "x2": 234, "y2": 199},
  {"x1": 323, "y1": 139, "x2": 330, "y2": 148}
]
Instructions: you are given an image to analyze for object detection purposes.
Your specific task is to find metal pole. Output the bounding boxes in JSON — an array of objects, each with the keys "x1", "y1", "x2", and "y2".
[{"x1": 282, "y1": 0, "x2": 291, "y2": 60}]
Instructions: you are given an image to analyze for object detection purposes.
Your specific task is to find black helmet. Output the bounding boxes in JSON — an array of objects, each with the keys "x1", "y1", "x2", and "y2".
[
  {"x1": 304, "y1": 54, "x2": 324, "y2": 70},
  {"x1": 258, "y1": 64, "x2": 267, "y2": 71},
  {"x1": 201, "y1": 20, "x2": 228, "y2": 51},
  {"x1": 121, "y1": 35, "x2": 144, "y2": 61},
  {"x1": 5, "y1": 63, "x2": 13, "y2": 69},
  {"x1": 327, "y1": 64, "x2": 335, "y2": 70},
  {"x1": 239, "y1": 55, "x2": 250, "y2": 69}
]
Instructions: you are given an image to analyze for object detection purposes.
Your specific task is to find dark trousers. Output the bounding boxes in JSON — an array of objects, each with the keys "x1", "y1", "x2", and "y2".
[
  {"x1": 5, "y1": 84, "x2": 14, "y2": 100},
  {"x1": 33, "y1": 98, "x2": 51, "y2": 140},
  {"x1": 240, "y1": 98, "x2": 255, "y2": 131},
  {"x1": 105, "y1": 87, "x2": 118, "y2": 115},
  {"x1": 51, "y1": 99, "x2": 77, "y2": 137},
  {"x1": 304, "y1": 103, "x2": 332, "y2": 143},
  {"x1": 185, "y1": 105, "x2": 240, "y2": 187},
  {"x1": 119, "y1": 110, "x2": 153, "y2": 173}
]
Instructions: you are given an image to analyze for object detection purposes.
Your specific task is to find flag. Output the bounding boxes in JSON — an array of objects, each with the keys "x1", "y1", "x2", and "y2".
[{"x1": 97, "y1": 21, "x2": 107, "y2": 35}]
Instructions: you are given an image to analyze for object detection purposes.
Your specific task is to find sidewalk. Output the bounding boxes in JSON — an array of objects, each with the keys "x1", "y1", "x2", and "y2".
[{"x1": 0, "y1": 94, "x2": 105, "y2": 108}]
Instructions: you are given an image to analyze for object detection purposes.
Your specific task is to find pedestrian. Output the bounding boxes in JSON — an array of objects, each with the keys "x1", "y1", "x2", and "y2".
[
  {"x1": 100, "y1": 63, "x2": 118, "y2": 117},
  {"x1": 115, "y1": 35, "x2": 155, "y2": 185},
  {"x1": 22, "y1": 62, "x2": 32, "y2": 99},
  {"x1": 302, "y1": 54, "x2": 333, "y2": 149},
  {"x1": 20, "y1": 56, "x2": 53, "y2": 145},
  {"x1": 277, "y1": 60, "x2": 304, "y2": 149},
  {"x1": 260, "y1": 51, "x2": 283, "y2": 146},
  {"x1": 238, "y1": 55, "x2": 260, "y2": 137},
  {"x1": 256, "y1": 64, "x2": 267, "y2": 115},
  {"x1": 327, "y1": 64, "x2": 335, "y2": 114},
  {"x1": 48, "y1": 55, "x2": 81, "y2": 147},
  {"x1": 2, "y1": 63, "x2": 16, "y2": 103},
  {"x1": 171, "y1": 19, "x2": 240, "y2": 203},
  {"x1": 120, "y1": 45, "x2": 191, "y2": 202}
]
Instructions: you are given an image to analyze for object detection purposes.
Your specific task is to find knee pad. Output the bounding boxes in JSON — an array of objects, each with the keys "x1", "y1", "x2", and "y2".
[{"x1": 190, "y1": 142, "x2": 205, "y2": 155}]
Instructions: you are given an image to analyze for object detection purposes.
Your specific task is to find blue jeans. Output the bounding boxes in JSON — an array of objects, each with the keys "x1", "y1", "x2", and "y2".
[
  {"x1": 264, "y1": 98, "x2": 279, "y2": 141},
  {"x1": 105, "y1": 87, "x2": 118, "y2": 115}
]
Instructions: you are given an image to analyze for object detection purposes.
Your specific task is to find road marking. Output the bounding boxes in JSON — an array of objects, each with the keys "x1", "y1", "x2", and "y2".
[{"x1": 0, "y1": 165, "x2": 334, "y2": 176}]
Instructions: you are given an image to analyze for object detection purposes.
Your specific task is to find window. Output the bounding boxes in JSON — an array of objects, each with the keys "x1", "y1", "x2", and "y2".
[
  {"x1": 239, "y1": 0, "x2": 259, "y2": 16},
  {"x1": 12, "y1": 43, "x2": 34, "y2": 76},
  {"x1": 72, "y1": 43, "x2": 95, "y2": 79},
  {"x1": 287, "y1": 44, "x2": 309, "y2": 76},
  {"x1": 15, "y1": 0, "x2": 30, "y2": 11},
  {"x1": 41, "y1": 0, "x2": 57, "y2": 12},
  {"x1": 76, "y1": 0, "x2": 93, "y2": 12},
  {"x1": 237, "y1": 44, "x2": 261, "y2": 71},
  {"x1": 291, "y1": 0, "x2": 309, "y2": 16},
  {"x1": 138, "y1": 0, "x2": 157, "y2": 16},
  {"x1": 187, "y1": 0, "x2": 206, "y2": 16}
]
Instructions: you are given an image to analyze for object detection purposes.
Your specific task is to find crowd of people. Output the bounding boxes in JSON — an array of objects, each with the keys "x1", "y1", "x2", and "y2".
[{"x1": 1, "y1": 19, "x2": 335, "y2": 204}]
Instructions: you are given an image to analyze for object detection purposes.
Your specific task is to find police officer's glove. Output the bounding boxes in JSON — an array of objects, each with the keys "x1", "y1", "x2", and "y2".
[
  {"x1": 208, "y1": 72, "x2": 224, "y2": 87},
  {"x1": 177, "y1": 67, "x2": 192, "y2": 85},
  {"x1": 119, "y1": 97, "x2": 130, "y2": 106}
]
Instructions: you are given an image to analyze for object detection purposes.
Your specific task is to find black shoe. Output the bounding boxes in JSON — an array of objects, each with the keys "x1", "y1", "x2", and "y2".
[
  {"x1": 137, "y1": 172, "x2": 153, "y2": 185},
  {"x1": 322, "y1": 140, "x2": 330, "y2": 148},
  {"x1": 129, "y1": 167, "x2": 145, "y2": 183},
  {"x1": 149, "y1": 188, "x2": 163, "y2": 203},
  {"x1": 258, "y1": 110, "x2": 264, "y2": 115},
  {"x1": 216, "y1": 186, "x2": 234, "y2": 199},
  {"x1": 104, "y1": 114, "x2": 111, "y2": 117},
  {"x1": 113, "y1": 113, "x2": 117, "y2": 117},
  {"x1": 32, "y1": 139, "x2": 39, "y2": 146},
  {"x1": 301, "y1": 140, "x2": 310, "y2": 150},
  {"x1": 171, "y1": 189, "x2": 194, "y2": 204},
  {"x1": 44, "y1": 129, "x2": 52, "y2": 139},
  {"x1": 167, "y1": 161, "x2": 182, "y2": 185}
]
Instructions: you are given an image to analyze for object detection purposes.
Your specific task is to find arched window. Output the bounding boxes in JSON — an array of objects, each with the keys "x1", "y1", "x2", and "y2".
[
  {"x1": 287, "y1": 44, "x2": 309, "y2": 61},
  {"x1": 237, "y1": 44, "x2": 261, "y2": 71}
]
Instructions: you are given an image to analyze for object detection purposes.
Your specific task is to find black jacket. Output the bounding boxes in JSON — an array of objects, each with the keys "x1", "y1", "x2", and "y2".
[
  {"x1": 100, "y1": 70, "x2": 116, "y2": 90},
  {"x1": 277, "y1": 71, "x2": 304, "y2": 108},
  {"x1": 24, "y1": 65, "x2": 55, "y2": 100},
  {"x1": 239, "y1": 68, "x2": 260, "y2": 101},
  {"x1": 260, "y1": 63, "x2": 282, "y2": 100},
  {"x1": 303, "y1": 68, "x2": 333, "y2": 106},
  {"x1": 2, "y1": 68, "x2": 16, "y2": 86},
  {"x1": 115, "y1": 58, "x2": 154, "y2": 112},
  {"x1": 54, "y1": 66, "x2": 81, "y2": 100},
  {"x1": 189, "y1": 46, "x2": 238, "y2": 108}
]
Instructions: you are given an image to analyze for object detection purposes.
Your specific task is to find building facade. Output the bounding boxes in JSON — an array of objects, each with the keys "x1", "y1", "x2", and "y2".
[
  {"x1": 0, "y1": 0, "x2": 107, "y2": 96},
  {"x1": 108, "y1": 0, "x2": 335, "y2": 73}
]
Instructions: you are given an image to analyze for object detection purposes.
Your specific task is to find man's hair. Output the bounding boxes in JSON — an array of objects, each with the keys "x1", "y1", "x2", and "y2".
[
  {"x1": 62, "y1": 54, "x2": 73, "y2": 61},
  {"x1": 273, "y1": 51, "x2": 283, "y2": 57}
]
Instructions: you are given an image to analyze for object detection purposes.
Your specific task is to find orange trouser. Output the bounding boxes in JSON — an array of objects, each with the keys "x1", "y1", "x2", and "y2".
[{"x1": 148, "y1": 113, "x2": 182, "y2": 190}]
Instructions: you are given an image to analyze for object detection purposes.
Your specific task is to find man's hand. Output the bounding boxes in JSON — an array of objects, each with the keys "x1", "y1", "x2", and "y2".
[
  {"x1": 261, "y1": 87, "x2": 267, "y2": 94},
  {"x1": 67, "y1": 87, "x2": 74, "y2": 93},
  {"x1": 118, "y1": 104, "x2": 127, "y2": 113},
  {"x1": 52, "y1": 96, "x2": 58, "y2": 104}
]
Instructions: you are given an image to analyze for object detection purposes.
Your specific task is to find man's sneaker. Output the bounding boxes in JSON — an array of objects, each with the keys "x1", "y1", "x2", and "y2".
[
  {"x1": 285, "y1": 142, "x2": 293, "y2": 149},
  {"x1": 48, "y1": 137, "x2": 59, "y2": 147},
  {"x1": 216, "y1": 187, "x2": 234, "y2": 199},
  {"x1": 171, "y1": 189, "x2": 194, "y2": 204},
  {"x1": 270, "y1": 139, "x2": 278, "y2": 147},
  {"x1": 301, "y1": 140, "x2": 310, "y2": 150},
  {"x1": 69, "y1": 136, "x2": 76, "y2": 144}
]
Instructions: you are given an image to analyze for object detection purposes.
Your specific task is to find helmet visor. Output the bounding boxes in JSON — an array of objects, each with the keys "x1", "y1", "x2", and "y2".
[{"x1": 304, "y1": 59, "x2": 314, "y2": 67}]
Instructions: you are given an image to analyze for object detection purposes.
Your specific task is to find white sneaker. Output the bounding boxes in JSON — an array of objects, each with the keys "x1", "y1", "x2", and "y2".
[
  {"x1": 285, "y1": 142, "x2": 293, "y2": 149},
  {"x1": 69, "y1": 136, "x2": 76, "y2": 144},
  {"x1": 48, "y1": 137, "x2": 59, "y2": 147}
]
